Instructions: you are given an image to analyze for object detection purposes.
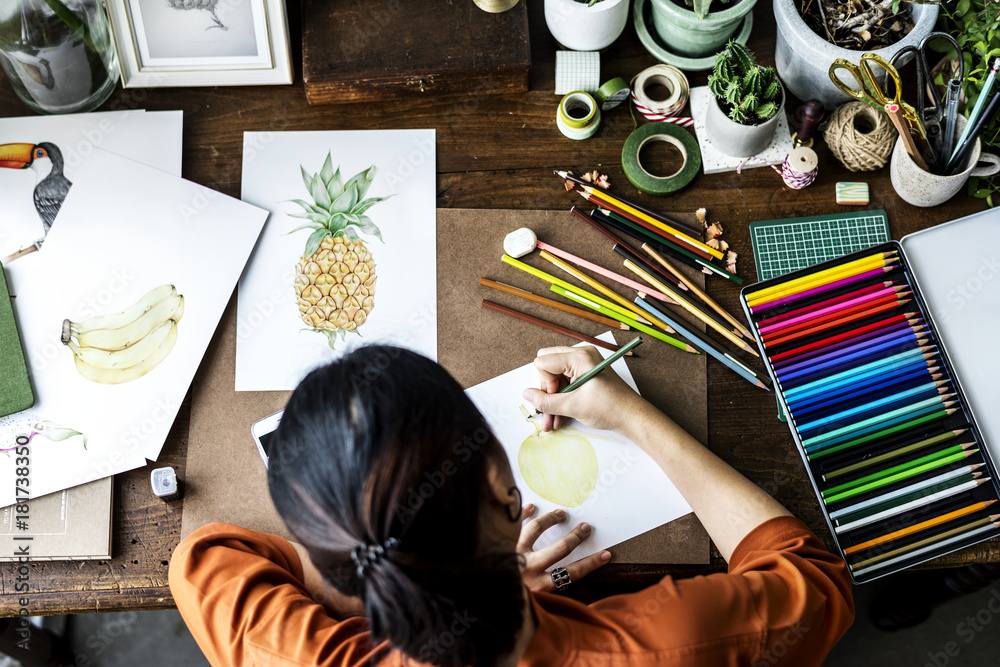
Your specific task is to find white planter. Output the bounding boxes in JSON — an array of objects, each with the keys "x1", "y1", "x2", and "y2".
[
  {"x1": 774, "y1": 0, "x2": 939, "y2": 109},
  {"x1": 545, "y1": 0, "x2": 631, "y2": 51},
  {"x1": 704, "y1": 89, "x2": 785, "y2": 157}
]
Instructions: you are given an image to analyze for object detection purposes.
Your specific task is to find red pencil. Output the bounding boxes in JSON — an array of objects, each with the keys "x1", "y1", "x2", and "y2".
[
  {"x1": 756, "y1": 281, "x2": 902, "y2": 327},
  {"x1": 580, "y1": 193, "x2": 714, "y2": 261},
  {"x1": 769, "y1": 315, "x2": 925, "y2": 361},
  {"x1": 761, "y1": 291, "x2": 912, "y2": 339},
  {"x1": 764, "y1": 304, "x2": 915, "y2": 349}
]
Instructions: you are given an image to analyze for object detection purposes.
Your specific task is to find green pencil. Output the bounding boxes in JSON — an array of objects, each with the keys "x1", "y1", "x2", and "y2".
[
  {"x1": 822, "y1": 449, "x2": 978, "y2": 505},
  {"x1": 552, "y1": 285, "x2": 697, "y2": 354},
  {"x1": 822, "y1": 430, "x2": 968, "y2": 481},
  {"x1": 806, "y1": 408, "x2": 959, "y2": 460},
  {"x1": 823, "y1": 444, "x2": 974, "y2": 497},
  {"x1": 560, "y1": 336, "x2": 643, "y2": 394}
]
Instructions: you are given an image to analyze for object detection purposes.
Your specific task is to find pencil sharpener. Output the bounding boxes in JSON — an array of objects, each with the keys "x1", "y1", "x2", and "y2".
[{"x1": 150, "y1": 467, "x2": 181, "y2": 502}]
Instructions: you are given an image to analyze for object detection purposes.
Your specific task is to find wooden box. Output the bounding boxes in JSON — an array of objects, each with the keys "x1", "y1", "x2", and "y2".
[{"x1": 302, "y1": 0, "x2": 531, "y2": 105}]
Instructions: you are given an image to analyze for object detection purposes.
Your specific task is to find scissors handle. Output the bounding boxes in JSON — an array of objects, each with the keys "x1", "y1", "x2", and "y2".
[{"x1": 829, "y1": 59, "x2": 872, "y2": 104}]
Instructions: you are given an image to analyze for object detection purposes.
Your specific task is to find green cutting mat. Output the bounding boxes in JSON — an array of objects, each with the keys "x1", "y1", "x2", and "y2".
[
  {"x1": 748, "y1": 210, "x2": 891, "y2": 422},
  {"x1": 750, "y1": 210, "x2": 891, "y2": 282}
]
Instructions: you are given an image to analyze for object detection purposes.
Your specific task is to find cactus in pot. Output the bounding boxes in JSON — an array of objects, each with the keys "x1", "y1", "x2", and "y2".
[{"x1": 707, "y1": 41, "x2": 781, "y2": 125}]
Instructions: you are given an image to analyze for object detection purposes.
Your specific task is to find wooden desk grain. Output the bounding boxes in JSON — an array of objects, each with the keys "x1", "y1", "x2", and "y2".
[{"x1": 0, "y1": 1, "x2": 995, "y2": 614}]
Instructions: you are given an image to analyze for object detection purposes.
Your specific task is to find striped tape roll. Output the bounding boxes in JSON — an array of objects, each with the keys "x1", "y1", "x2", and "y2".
[{"x1": 631, "y1": 65, "x2": 692, "y2": 126}]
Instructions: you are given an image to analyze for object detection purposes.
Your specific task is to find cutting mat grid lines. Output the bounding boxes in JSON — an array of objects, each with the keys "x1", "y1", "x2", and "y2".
[{"x1": 750, "y1": 211, "x2": 891, "y2": 281}]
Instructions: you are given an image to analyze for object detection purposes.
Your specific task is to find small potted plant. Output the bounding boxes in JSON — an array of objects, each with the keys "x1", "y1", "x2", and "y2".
[
  {"x1": 649, "y1": 0, "x2": 756, "y2": 58},
  {"x1": 545, "y1": 0, "x2": 630, "y2": 51},
  {"x1": 704, "y1": 42, "x2": 784, "y2": 157}
]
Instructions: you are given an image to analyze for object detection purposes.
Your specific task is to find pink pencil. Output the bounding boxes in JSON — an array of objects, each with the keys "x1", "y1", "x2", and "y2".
[
  {"x1": 749, "y1": 267, "x2": 897, "y2": 313},
  {"x1": 757, "y1": 285, "x2": 908, "y2": 335},
  {"x1": 756, "y1": 281, "x2": 900, "y2": 327},
  {"x1": 534, "y1": 240, "x2": 677, "y2": 304}
]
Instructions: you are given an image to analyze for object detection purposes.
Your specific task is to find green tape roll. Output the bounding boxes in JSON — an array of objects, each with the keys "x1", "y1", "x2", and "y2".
[
  {"x1": 596, "y1": 77, "x2": 630, "y2": 111},
  {"x1": 621, "y1": 123, "x2": 701, "y2": 195},
  {"x1": 558, "y1": 91, "x2": 597, "y2": 129}
]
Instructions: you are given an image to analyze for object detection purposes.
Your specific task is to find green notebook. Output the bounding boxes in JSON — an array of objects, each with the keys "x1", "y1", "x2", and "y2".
[{"x1": 0, "y1": 264, "x2": 34, "y2": 417}]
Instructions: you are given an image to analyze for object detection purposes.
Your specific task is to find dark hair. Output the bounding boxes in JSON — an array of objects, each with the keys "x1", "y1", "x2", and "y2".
[{"x1": 268, "y1": 345, "x2": 524, "y2": 667}]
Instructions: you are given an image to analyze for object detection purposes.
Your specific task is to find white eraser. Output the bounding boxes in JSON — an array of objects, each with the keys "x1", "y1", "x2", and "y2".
[{"x1": 503, "y1": 228, "x2": 537, "y2": 258}]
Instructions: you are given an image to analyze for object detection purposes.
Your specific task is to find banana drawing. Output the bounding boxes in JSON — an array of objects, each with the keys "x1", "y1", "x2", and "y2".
[{"x1": 61, "y1": 284, "x2": 183, "y2": 385}]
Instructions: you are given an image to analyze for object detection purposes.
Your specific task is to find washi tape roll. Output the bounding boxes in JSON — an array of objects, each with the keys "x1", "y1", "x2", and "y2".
[
  {"x1": 622, "y1": 123, "x2": 701, "y2": 195},
  {"x1": 557, "y1": 91, "x2": 601, "y2": 140},
  {"x1": 736, "y1": 146, "x2": 819, "y2": 189},
  {"x1": 631, "y1": 65, "x2": 690, "y2": 123},
  {"x1": 596, "y1": 77, "x2": 631, "y2": 111}
]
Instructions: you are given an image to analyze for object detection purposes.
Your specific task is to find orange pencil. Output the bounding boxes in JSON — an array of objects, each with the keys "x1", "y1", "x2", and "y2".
[
  {"x1": 763, "y1": 303, "x2": 914, "y2": 348},
  {"x1": 844, "y1": 500, "x2": 997, "y2": 556}
]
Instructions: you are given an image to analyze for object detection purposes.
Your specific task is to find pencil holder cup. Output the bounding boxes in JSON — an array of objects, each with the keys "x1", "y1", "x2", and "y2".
[{"x1": 890, "y1": 116, "x2": 1000, "y2": 208}]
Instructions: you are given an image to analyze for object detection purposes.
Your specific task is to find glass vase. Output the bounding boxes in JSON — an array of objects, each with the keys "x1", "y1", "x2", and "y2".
[{"x1": 0, "y1": 0, "x2": 120, "y2": 114}]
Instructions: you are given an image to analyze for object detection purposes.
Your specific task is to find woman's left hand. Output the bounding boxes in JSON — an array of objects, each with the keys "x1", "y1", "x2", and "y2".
[{"x1": 516, "y1": 504, "x2": 612, "y2": 593}]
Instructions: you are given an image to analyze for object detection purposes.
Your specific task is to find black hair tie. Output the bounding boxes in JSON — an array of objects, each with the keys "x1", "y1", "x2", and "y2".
[{"x1": 351, "y1": 537, "x2": 400, "y2": 579}]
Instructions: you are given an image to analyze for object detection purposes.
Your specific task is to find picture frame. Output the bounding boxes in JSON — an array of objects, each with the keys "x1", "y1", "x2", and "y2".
[{"x1": 106, "y1": 0, "x2": 292, "y2": 87}]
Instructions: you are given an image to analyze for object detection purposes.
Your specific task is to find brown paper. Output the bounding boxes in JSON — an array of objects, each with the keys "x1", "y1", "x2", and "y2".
[{"x1": 182, "y1": 209, "x2": 709, "y2": 564}]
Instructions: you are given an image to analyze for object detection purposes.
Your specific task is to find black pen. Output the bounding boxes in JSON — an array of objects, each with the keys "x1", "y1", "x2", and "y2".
[{"x1": 945, "y1": 90, "x2": 1000, "y2": 174}]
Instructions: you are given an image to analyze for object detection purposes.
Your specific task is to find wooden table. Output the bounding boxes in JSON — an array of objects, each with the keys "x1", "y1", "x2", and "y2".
[{"x1": 1, "y1": 1, "x2": 997, "y2": 615}]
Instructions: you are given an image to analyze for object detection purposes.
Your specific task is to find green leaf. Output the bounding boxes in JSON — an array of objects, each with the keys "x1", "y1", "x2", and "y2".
[
  {"x1": 968, "y1": 176, "x2": 981, "y2": 195},
  {"x1": 693, "y1": 0, "x2": 711, "y2": 19},
  {"x1": 353, "y1": 194, "x2": 392, "y2": 215},
  {"x1": 330, "y1": 186, "x2": 355, "y2": 213},
  {"x1": 288, "y1": 198, "x2": 325, "y2": 215},
  {"x1": 305, "y1": 229, "x2": 330, "y2": 257},
  {"x1": 329, "y1": 167, "x2": 344, "y2": 199},
  {"x1": 288, "y1": 212, "x2": 331, "y2": 225},
  {"x1": 973, "y1": 188, "x2": 993, "y2": 198},
  {"x1": 756, "y1": 102, "x2": 778, "y2": 120},
  {"x1": 356, "y1": 166, "x2": 378, "y2": 200},
  {"x1": 342, "y1": 226, "x2": 363, "y2": 243},
  {"x1": 342, "y1": 212, "x2": 362, "y2": 224},
  {"x1": 300, "y1": 165, "x2": 315, "y2": 193},
  {"x1": 311, "y1": 176, "x2": 332, "y2": 209},
  {"x1": 957, "y1": 0, "x2": 970, "y2": 16},
  {"x1": 355, "y1": 216, "x2": 384, "y2": 242},
  {"x1": 319, "y1": 153, "x2": 335, "y2": 185},
  {"x1": 287, "y1": 221, "x2": 323, "y2": 234}
]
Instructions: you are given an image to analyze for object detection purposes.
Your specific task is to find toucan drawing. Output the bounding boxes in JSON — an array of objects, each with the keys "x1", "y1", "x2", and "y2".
[{"x1": 0, "y1": 142, "x2": 72, "y2": 262}]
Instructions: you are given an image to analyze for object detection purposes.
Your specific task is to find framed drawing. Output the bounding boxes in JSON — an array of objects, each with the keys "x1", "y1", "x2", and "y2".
[{"x1": 106, "y1": 0, "x2": 292, "y2": 87}]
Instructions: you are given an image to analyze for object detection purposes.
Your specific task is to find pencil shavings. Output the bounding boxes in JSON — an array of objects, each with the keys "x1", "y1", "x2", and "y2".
[
  {"x1": 697, "y1": 208, "x2": 738, "y2": 276},
  {"x1": 705, "y1": 222, "x2": 725, "y2": 241},
  {"x1": 580, "y1": 170, "x2": 611, "y2": 189},
  {"x1": 726, "y1": 251, "x2": 738, "y2": 274},
  {"x1": 696, "y1": 208, "x2": 707, "y2": 226}
]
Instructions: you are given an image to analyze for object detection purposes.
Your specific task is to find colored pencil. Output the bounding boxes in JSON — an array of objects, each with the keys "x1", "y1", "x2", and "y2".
[
  {"x1": 608, "y1": 241, "x2": 687, "y2": 291},
  {"x1": 762, "y1": 302, "x2": 914, "y2": 349},
  {"x1": 634, "y1": 296, "x2": 771, "y2": 390},
  {"x1": 804, "y1": 397, "x2": 955, "y2": 450},
  {"x1": 807, "y1": 408, "x2": 958, "y2": 460},
  {"x1": 835, "y1": 473, "x2": 982, "y2": 525},
  {"x1": 749, "y1": 267, "x2": 900, "y2": 313},
  {"x1": 481, "y1": 300, "x2": 629, "y2": 354},
  {"x1": 823, "y1": 443, "x2": 975, "y2": 497},
  {"x1": 759, "y1": 289, "x2": 912, "y2": 337},
  {"x1": 829, "y1": 466, "x2": 983, "y2": 519},
  {"x1": 842, "y1": 500, "x2": 996, "y2": 556},
  {"x1": 479, "y1": 278, "x2": 630, "y2": 330},
  {"x1": 552, "y1": 285, "x2": 698, "y2": 353},
  {"x1": 612, "y1": 245, "x2": 740, "y2": 337},
  {"x1": 534, "y1": 240, "x2": 680, "y2": 299},
  {"x1": 792, "y1": 375, "x2": 946, "y2": 420},
  {"x1": 823, "y1": 447, "x2": 975, "y2": 505},
  {"x1": 501, "y1": 255, "x2": 653, "y2": 326},
  {"x1": 835, "y1": 475, "x2": 987, "y2": 534},
  {"x1": 796, "y1": 383, "x2": 951, "y2": 434},
  {"x1": 641, "y1": 243, "x2": 754, "y2": 339},
  {"x1": 747, "y1": 251, "x2": 898, "y2": 303},
  {"x1": 750, "y1": 260, "x2": 902, "y2": 309},
  {"x1": 560, "y1": 336, "x2": 644, "y2": 393},
  {"x1": 784, "y1": 347, "x2": 936, "y2": 399},
  {"x1": 757, "y1": 281, "x2": 901, "y2": 328},
  {"x1": 538, "y1": 250, "x2": 677, "y2": 333},
  {"x1": 769, "y1": 315, "x2": 923, "y2": 362},
  {"x1": 576, "y1": 186, "x2": 723, "y2": 259},
  {"x1": 823, "y1": 430, "x2": 969, "y2": 481},
  {"x1": 554, "y1": 171, "x2": 704, "y2": 237},
  {"x1": 850, "y1": 519, "x2": 1000, "y2": 575},
  {"x1": 623, "y1": 259, "x2": 760, "y2": 356},
  {"x1": 777, "y1": 335, "x2": 928, "y2": 384},
  {"x1": 774, "y1": 326, "x2": 923, "y2": 375}
]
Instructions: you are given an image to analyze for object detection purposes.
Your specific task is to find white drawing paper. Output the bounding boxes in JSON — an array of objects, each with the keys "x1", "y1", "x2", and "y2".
[
  {"x1": 236, "y1": 130, "x2": 437, "y2": 391},
  {"x1": 0, "y1": 110, "x2": 184, "y2": 294},
  {"x1": 465, "y1": 333, "x2": 694, "y2": 567},
  {"x1": 0, "y1": 149, "x2": 268, "y2": 506}
]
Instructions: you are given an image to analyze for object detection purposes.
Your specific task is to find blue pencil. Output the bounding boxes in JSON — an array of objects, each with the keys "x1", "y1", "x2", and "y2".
[
  {"x1": 783, "y1": 348, "x2": 936, "y2": 399},
  {"x1": 803, "y1": 396, "x2": 956, "y2": 451},
  {"x1": 795, "y1": 381, "x2": 951, "y2": 433},
  {"x1": 777, "y1": 337, "x2": 929, "y2": 385},
  {"x1": 771, "y1": 322, "x2": 924, "y2": 370},
  {"x1": 786, "y1": 360, "x2": 942, "y2": 414},
  {"x1": 789, "y1": 370, "x2": 945, "y2": 419},
  {"x1": 775, "y1": 328, "x2": 922, "y2": 379}
]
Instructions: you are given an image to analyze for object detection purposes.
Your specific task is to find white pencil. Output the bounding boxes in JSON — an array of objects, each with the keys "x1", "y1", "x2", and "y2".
[
  {"x1": 834, "y1": 478, "x2": 989, "y2": 533},
  {"x1": 829, "y1": 465, "x2": 982, "y2": 520}
]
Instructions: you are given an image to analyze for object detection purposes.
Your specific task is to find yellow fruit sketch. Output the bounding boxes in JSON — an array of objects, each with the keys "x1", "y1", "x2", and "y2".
[{"x1": 517, "y1": 406, "x2": 599, "y2": 507}]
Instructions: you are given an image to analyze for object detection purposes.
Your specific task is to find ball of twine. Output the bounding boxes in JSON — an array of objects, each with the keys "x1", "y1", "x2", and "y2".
[{"x1": 823, "y1": 102, "x2": 898, "y2": 172}]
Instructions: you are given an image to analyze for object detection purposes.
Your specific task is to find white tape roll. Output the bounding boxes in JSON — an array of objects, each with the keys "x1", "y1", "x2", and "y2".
[{"x1": 631, "y1": 65, "x2": 690, "y2": 123}]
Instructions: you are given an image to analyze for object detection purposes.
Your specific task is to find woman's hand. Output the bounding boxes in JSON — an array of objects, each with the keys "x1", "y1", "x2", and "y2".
[
  {"x1": 522, "y1": 345, "x2": 648, "y2": 433},
  {"x1": 516, "y1": 504, "x2": 611, "y2": 593}
]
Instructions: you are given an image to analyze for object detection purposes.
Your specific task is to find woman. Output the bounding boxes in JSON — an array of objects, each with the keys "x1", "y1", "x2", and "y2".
[{"x1": 170, "y1": 345, "x2": 854, "y2": 666}]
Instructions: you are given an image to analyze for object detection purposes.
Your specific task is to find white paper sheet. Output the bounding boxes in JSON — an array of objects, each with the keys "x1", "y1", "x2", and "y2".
[
  {"x1": 0, "y1": 149, "x2": 268, "y2": 505},
  {"x1": 465, "y1": 333, "x2": 694, "y2": 567},
  {"x1": 0, "y1": 110, "x2": 184, "y2": 294},
  {"x1": 236, "y1": 130, "x2": 437, "y2": 391}
]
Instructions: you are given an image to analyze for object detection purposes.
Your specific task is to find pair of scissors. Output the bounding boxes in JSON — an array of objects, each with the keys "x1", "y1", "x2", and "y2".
[{"x1": 829, "y1": 53, "x2": 927, "y2": 140}]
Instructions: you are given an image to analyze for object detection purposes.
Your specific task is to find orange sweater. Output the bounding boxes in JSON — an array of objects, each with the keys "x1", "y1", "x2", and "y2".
[{"x1": 169, "y1": 517, "x2": 853, "y2": 666}]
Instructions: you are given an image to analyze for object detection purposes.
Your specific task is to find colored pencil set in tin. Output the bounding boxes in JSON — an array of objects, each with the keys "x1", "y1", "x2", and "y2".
[{"x1": 741, "y1": 243, "x2": 999, "y2": 583}]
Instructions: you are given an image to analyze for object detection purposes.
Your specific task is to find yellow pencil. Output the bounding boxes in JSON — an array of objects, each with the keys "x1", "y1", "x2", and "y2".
[
  {"x1": 747, "y1": 258, "x2": 900, "y2": 306},
  {"x1": 538, "y1": 250, "x2": 677, "y2": 334},
  {"x1": 641, "y1": 243, "x2": 754, "y2": 340},
  {"x1": 624, "y1": 259, "x2": 760, "y2": 357},
  {"x1": 746, "y1": 251, "x2": 898, "y2": 301}
]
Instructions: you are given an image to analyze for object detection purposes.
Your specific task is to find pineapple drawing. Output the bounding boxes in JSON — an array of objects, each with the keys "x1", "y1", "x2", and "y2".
[{"x1": 290, "y1": 153, "x2": 389, "y2": 349}]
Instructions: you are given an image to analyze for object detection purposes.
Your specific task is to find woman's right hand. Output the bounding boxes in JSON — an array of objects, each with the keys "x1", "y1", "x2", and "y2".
[{"x1": 521, "y1": 345, "x2": 647, "y2": 434}]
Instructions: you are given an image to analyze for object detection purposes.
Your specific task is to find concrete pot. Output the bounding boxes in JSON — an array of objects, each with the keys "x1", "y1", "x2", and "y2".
[
  {"x1": 704, "y1": 88, "x2": 785, "y2": 157},
  {"x1": 545, "y1": 0, "x2": 631, "y2": 51},
  {"x1": 774, "y1": 0, "x2": 939, "y2": 109},
  {"x1": 649, "y1": 0, "x2": 757, "y2": 57}
]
